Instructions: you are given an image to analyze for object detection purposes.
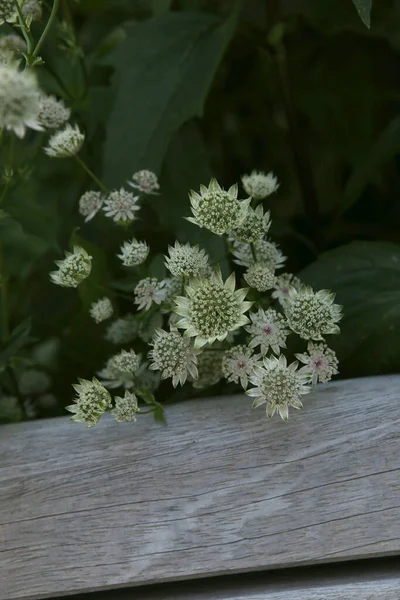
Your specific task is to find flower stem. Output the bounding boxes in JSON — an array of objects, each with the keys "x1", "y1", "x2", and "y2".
[
  {"x1": 13, "y1": 0, "x2": 35, "y2": 58},
  {"x1": 250, "y1": 242, "x2": 257, "y2": 263},
  {"x1": 74, "y1": 155, "x2": 109, "y2": 194},
  {"x1": 32, "y1": 0, "x2": 60, "y2": 58}
]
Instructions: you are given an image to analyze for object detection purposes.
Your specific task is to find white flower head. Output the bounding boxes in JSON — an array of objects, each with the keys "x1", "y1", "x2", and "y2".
[
  {"x1": 109, "y1": 348, "x2": 141, "y2": 374},
  {"x1": 105, "y1": 314, "x2": 138, "y2": 344},
  {"x1": 232, "y1": 239, "x2": 286, "y2": 269},
  {"x1": 246, "y1": 308, "x2": 290, "y2": 355},
  {"x1": 165, "y1": 242, "x2": 209, "y2": 278},
  {"x1": 244, "y1": 262, "x2": 277, "y2": 292},
  {"x1": 50, "y1": 245, "x2": 92, "y2": 288},
  {"x1": 241, "y1": 170, "x2": 279, "y2": 200},
  {"x1": 149, "y1": 328, "x2": 200, "y2": 387},
  {"x1": 187, "y1": 178, "x2": 251, "y2": 236},
  {"x1": 230, "y1": 204, "x2": 271, "y2": 243},
  {"x1": 192, "y1": 349, "x2": 223, "y2": 389},
  {"x1": 174, "y1": 269, "x2": 252, "y2": 349},
  {"x1": 37, "y1": 95, "x2": 70, "y2": 129},
  {"x1": 103, "y1": 188, "x2": 140, "y2": 223},
  {"x1": 21, "y1": 0, "x2": 42, "y2": 21},
  {"x1": 0, "y1": 63, "x2": 42, "y2": 138},
  {"x1": 296, "y1": 342, "x2": 339, "y2": 386},
  {"x1": 18, "y1": 369, "x2": 50, "y2": 395},
  {"x1": 0, "y1": 0, "x2": 18, "y2": 24},
  {"x1": 111, "y1": 390, "x2": 140, "y2": 423},
  {"x1": 118, "y1": 238, "x2": 149, "y2": 267},
  {"x1": 222, "y1": 345, "x2": 262, "y2": 390},
  {"x1": 44, "y1": 123, "x2": 84, "y2": 158},
  {"x1": 89, "y1": 297, "x2": 113, "y2": 324},
  {"x1": 78, "y1": 190, "x2": 104, "y2": 222},
  {"x1": 134, "y1": 278, "x2": 167, "y2": 311},
  {"x1": 97, "y1": 358, "x2": 135, "y2": 390},
  {"x1": 66, "y1": 377, "x2": 111, "y2": 427},
  {"x1": 0, "y1": 34, "x2": 27, "y2": 54},
  {"x1": 127, "y1": 169, "x2": 160, "y2": 195},
  {"x1": 284, "y1": 285, "x2": 342, "y2": 341},
  {"x1": 272, "y1": 273, "x2": 302, "y2": 306},
  {"x1": 247, "y1": 355, "x2": 311, "y2": 420}
]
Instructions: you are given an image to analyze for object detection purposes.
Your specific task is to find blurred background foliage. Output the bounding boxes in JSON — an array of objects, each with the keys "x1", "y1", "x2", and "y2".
[{"x1": 1, "y1": 0, "x2": 400, "y2": 421}]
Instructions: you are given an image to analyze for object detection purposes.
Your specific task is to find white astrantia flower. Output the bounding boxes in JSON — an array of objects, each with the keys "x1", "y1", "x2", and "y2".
[
  {"x1": 103, "y1": 188, "x2": 140, "y2": 223},
  {"x1": 232, "y1": 239, "x2": 286, "y2": 269},
  {"x1": 78, "y1": 190, "x2": 104, "y2": 222},
  {"x1": 37, "y1": 95, "x2": 70, "y2": 129},
  {"x1": 187, "y1": 178, "x2": 251, "y2": 236},
  {"x1": 109, "y1": 349, "x2": 141, "y2": 374},
  {"x1": 0, "y1": 0, "x2": 18, "y2": 24},
  {"x1": 149, "y1": 328, "x2": 200, "y2": 387},
  {"x1": 244, "y1": 262, "x2": 277, "y2": 292},
  {"x1": 241, "y1": 170, "x2": 279, "y2": 200},
  {"x1": 296, "y1": 342, "x2": 339, "y2": 386},
  {"x1": 104, "y1": 315, "x2": 138, "y2": 344},
  {"x1": 165, "y1": 242, "x2": 209, "y2": 278},
  {"x1": 0, "y1": 63, "x2": 42, "y2": 138},
  {"x1": 284, "y1": 286, "x2": 342, "y2": 341},
  {"x1": 89, "y1": 297, "x2": 113, "y2": 324},
  {"x1": 246, "y1": 308, "x2": 290, "y2": 355},
  {"x1": 174, "y1": 269, "x2": 252, "y2": 349},
  {"x1": 247, "y1": 355, "x2": 311, "y2": 421},
  {"x1": 271, "y1": 273, "x2": 302, "y2": 306},
  {"x1": 21, "y1": 0, "x2": 42, "y2": 21},
  {"x1": 0, "y1": 34, "x2": 27, "y2": 54},
  {"x1": 111, "y1": 390, "x2": 140, "y2": 423},
  {"x1": 50, "y1": 246, "x2": 92, "y2": 288},
  {"x1": 134, "y1": 277, "x2": 167, "y2": 311},
  {"x1": 192, "y1": 349, "x2": 223, "y2": 389},
  {"x1": 66, "y1": 377, "x2": 112, "y2": 427},
  {"x1": 222, "y1": 345, "x2": 262, "y2": 390},
  {"x1": 127, "y1": 169, "x2": 160, "y2": 195},
  {"x1": 230, "y1": 204, "x2": 271, "y2": 243},
  {"x1": 18, "y1": 369, "x2": 50, "y2": 395},
  {"x1": 97, "y1": 359, "x2": 134, "y2": 390},
  {"x1": 118, "y1": 238, "x2": 149, "y2": 267},
  {"x1": 44, "y1": 123, "x2": 85, "y2": 158}
]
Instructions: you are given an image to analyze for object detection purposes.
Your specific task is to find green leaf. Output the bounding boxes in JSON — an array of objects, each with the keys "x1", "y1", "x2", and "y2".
[
  {"x1": 300, "y1": 241, "x2": 400, "y2": 376},
  {"x1": 351, "y1": 0, "x2": 372, "y2": 28},
  {"x1": 102, "y1": 7, "x2": 240, "y2": 187},
  {"x1": 0, "y1": 318, "x2": 32, "y2": 371},
  {"x1": 340, "y1": 117, "x2": 400, "y2": 214}
]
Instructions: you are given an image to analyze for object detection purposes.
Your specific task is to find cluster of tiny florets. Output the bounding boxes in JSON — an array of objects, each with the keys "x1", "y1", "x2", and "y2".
[
  {"x1": 246, "y1": 308, "x2": 289, "y2": 355},
  {"x1": 241, "y1": 170, "x2": 279, "y2": 200},
  {"x1": 111, "y1": 391, "x2": 140, "y2": 422},
  {"x1": 103, "y1": 188, "x2": 140, "y2": 223},
  {"x1": 149, "y1": 329, "x2": 199, "y2": 387},
  {"x1": 247, "y1": 355, "x2": 311, "y2": 420},
  {"x1": 284, "y1": 286, "x2": 342, "y2": 340},
  {"x1": 222, "y1": 345, "x2": 261, "y2": 390},
  {"x1": 192, "y1": 349, "x2": 223, "y2": 389},
  {"x1": 22, "y1": 0, "x2": 42, "y2": 20},
  {"x1": 230, "y1": 205, "x2": 271, "y2": 243},
  {"x1": 127, "y1": 170, "x2": 160, "y2": 195},
  {"x1": 109, "y1": 349, "x2": 141, "y2": 374},
  {"x1": 232, "y1": 239, "x2": 286, "y2": 269},
  {"x1": 0, "y1": 0, "x2": 18, "y2": 24},
  {"x1": 50, "y1": 246, "x2": 92, "y2": 288},
  {"x1": 78, "y1": 190, "x2": 104, "y2": 222},
  {"x1": 44, "y1": 124, "x2": 84, "y2": 158},
  {"x1": 134, "y1": 278, "x2": 167, "y2": 311},
  {"x1": 0, "y1": 34, "x2": 26, "y2": 55},
  {"x1": 174, "y1": 271, "x2": 252, "y2": 348},
  {"x1": 37, "y1": 95, "x2": 70, "y2": 129},
  {"x1": 0, "y1": 63, "x2": 42, "y2": 138},
  {"x1": 66, "y1": 378, "x2": 111, "y2": 427},
  {"x1": 105, "y1": 315, "x2": 138, "y2": 344},
  {"x1": 296, "y1": 342, "x2": 339, "y2": 386},
  {"x1": 118, "y1": 238, "x2": 149, "y2": 267},
  {"x1": 271, "y1": 273, "x2": 302, "y2": 306},
  {"x1": 244, "y1": 262, "x2": 277, "y2": 292},
  {"x1": 90, "y1": 297, "x2": 113, "y2": 323},
  {"x1": 165, "y1": 242, "x2": 209, "y2": 278},
  {"x1": 188, "y1": 178, "x2": 250, "y2": 236}
]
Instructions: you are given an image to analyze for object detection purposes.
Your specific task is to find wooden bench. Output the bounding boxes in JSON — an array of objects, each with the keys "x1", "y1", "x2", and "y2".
[{"x1": 1, "y1": 375, "x2": 399, "y2": 599}]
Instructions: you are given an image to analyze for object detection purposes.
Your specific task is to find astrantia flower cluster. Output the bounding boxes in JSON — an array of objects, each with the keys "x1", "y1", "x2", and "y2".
[
  {"x1": 66, "y1": 378, "x2": 111, "y2": 427},
  {"x1": 79, "y1": 190, "x2": 104, "y2": 222},
  {"x1": 134, "y1": 278, "x2": 166, "y2": 311},
  {"x1": 149, "y1": 329, "x2": 199, "y2": 387},
  {"x1": 103, "y1": 188, "x2": 140, "y2": 223},
  {"x1": 50, "y1": 246, "x2": 92, "y2": 288},
  {"x1": 37, "y1": 95, "x2": 70, "y2": 129},
  {"x1": 90, "y1": 297, "x2": 113, "y2": 323},
  {"x1": 165, "y1": 242, "x2": 209, "y2": 278},
  {"x1": 45, "y1": 124, "x2": 84, "y2": 157},
  {"x1": 241, "y1": 170, "x2": 279, "y2": 200},
  {"x1": 0, "y1": 63, "x2": 42, "y2": 138},
  {"x1": 118, "y1": 238, "x2": 149, "y2": 267},
  {"x1": 128, "y1": 170, "x2": 160, "y2": 195}
]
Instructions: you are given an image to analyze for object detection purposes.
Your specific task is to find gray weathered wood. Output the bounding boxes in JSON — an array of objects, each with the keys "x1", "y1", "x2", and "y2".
[{"x1": 0, "y1": 376, "x2": 400, "y2": 600}]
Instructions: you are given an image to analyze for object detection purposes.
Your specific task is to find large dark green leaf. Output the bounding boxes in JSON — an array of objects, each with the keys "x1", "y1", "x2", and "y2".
[
  {"x1": 0, "y1": 318, "x2": 32, "y2": 372},
  {"x1": 102, "y1": 8, "x2": 240, "y2": 187},
  {"x1": 352, "y1": 0, "x2": 372, "y2": 28},
  {"x1": 300, "y1": 241, "x2": 400, "y2": 376}
]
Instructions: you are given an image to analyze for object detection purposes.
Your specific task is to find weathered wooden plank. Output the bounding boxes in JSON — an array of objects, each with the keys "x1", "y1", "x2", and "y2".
[{"x1": 0, "y1": 376, "x2": 399, "y2": 600}]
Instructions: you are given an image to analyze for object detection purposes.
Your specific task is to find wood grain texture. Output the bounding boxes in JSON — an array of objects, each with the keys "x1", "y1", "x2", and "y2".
[{"x1": 0, "y1": 376, "x2": 400, "y2": 600}]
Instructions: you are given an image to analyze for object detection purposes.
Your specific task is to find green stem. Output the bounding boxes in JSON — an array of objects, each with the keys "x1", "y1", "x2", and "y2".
[
  {"x1": 250, "y1": 242, "x2": 257, "y2": 263},
  {"x1": 32, "y1": 0, "x2": 60, "y2": 58},
  {"x1": 13, "y1": 0, "x2": 35, "y2": 56},
  {"x1": 74, "y1": 155, "x2": 109, "y2": 194}
]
